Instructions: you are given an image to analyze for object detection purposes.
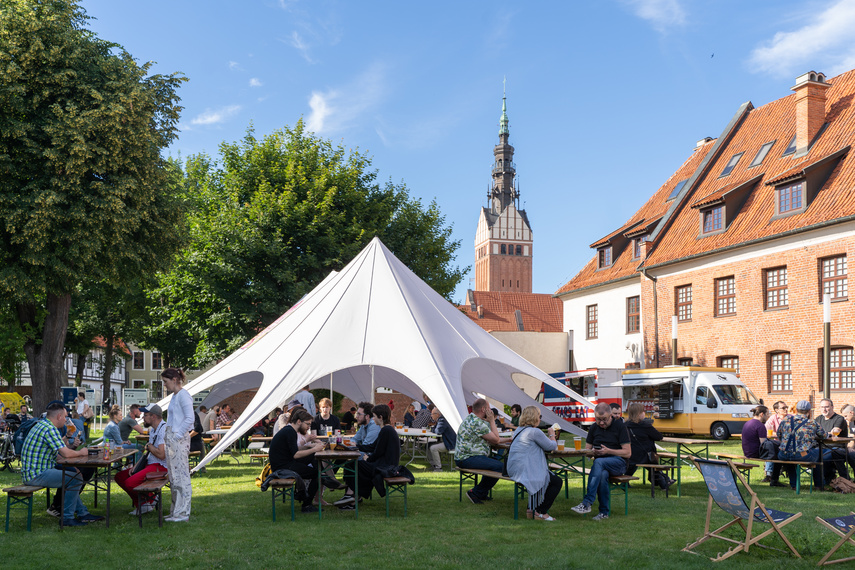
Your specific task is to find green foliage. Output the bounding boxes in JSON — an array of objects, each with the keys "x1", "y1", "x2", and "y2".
[
  {"x1": 144, "y1": 122, "x2": 466, "y2": 368},
  {"x1": 0, "y1": 302, "x2": 26, "y2": 386}
]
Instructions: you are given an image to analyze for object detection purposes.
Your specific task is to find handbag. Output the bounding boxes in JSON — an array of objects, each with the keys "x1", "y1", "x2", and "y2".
[
  {"x1": 130, "y1": 452, "x2": 150, "y2": 475},
  {"x1": 82, "y1": 405, "x2": 94, "y2": 420}
]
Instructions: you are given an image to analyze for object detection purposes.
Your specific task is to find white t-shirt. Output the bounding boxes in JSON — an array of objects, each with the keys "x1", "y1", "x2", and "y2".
[
  {"x1": 148, "y1": 421, "x2": 167, "y2": 467},
  {"x1": 166, "y1": 389, "x2": 195, "y2": 434},
  {"x1": 76, "y1": 399, "x2": 90, "y2": 415}
]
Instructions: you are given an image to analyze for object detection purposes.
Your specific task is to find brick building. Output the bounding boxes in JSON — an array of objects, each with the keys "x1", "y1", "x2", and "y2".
[
  {"x1": 556, "y1": 69, "x2": 855, "y2": 407},
  {"x1": 473, "y1": 91, "x2": 533, "y2": 293}
]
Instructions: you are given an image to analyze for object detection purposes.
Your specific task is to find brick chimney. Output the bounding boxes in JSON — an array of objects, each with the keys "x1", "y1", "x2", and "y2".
[{"x1": 791, "y1": 71, "x2": 830, "y2": 156}]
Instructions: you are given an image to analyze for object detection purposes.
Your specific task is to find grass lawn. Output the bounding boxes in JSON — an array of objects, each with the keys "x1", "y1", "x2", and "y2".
[{"x1": 1, "y1": 437, "x2": 851, "y2": 569}]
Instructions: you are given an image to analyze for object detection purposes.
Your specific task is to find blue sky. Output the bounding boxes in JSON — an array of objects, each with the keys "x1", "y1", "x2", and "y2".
[{"x1": 81, "y1": 0, "x2": 855, "y2": 302}]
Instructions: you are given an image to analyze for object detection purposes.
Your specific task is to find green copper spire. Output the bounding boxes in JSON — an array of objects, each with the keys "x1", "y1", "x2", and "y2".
[{"x1": 499, "y1": 78, "x2": 509, "y2": 136}]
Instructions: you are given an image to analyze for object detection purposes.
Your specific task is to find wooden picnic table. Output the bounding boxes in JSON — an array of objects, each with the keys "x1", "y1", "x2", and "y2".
[
  {"x1": 249, "y1": 436, "x2": 273, "y2": 443},
  {"x1": 315, "y1": 450, "x2": 361, "y2": 521},
  {"x1": 660, "y1": 437, "x2": 725, "y2": 497},
  {"x1": 57, "y1": 447, "x2": 138, "y2": 529},
  {"x1": 547, "y1": 448, "x2": 595, "y2": 495}
]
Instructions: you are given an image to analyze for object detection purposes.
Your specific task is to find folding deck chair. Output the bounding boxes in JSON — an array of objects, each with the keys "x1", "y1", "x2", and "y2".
[
  {"x1": 682, "y1": 458, "x2": 802, "y2": 562},
  {"x1": 816, "y1": 512, "x2": 855, "y2": 566}
]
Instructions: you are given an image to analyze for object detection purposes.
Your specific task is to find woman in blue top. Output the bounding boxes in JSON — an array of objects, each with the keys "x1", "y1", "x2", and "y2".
[
  {"x1": 103, "y1": 406, "x2": 123, "y2": 444},
  {"x1": 506, "y1": 406, "x2": 562, "y2": 521}
]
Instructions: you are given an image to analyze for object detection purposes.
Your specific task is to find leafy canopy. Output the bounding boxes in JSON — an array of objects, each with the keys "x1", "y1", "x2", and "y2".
[{"x1": 145, "y1": 122, "x2": 465, "y2": 368}]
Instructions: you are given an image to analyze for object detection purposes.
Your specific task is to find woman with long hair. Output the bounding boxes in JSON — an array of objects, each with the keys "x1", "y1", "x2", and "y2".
[{"x1": 162, "y1": 367, "x2": 194, "y2": 522}]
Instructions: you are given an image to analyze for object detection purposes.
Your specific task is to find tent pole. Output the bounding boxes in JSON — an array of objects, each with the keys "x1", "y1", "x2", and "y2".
[{"x1": 370, "y1": 365, "x2": 375, "y2": 405}]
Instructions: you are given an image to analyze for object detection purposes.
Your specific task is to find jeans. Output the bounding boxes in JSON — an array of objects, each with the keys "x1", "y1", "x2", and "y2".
[
  {"x1": 779, "y1": 447, "x2": 832, "y2": 487},
  {"x1": 456, "y1": 455, "x2": 503, "y2": 499},
  {"x1": 583, "y1": 456, "x2": 627, "y2": 515},
  {"x1": 26, "y1": 467, "x2": 88, "y2": 520}
]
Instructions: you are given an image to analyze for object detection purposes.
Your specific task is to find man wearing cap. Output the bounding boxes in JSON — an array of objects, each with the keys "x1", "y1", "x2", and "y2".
[
  {"x1": 115, "y1": 404, "x2": 168, "y2": 515},
  {"x1": 21, "y1": 401, "x2": 104, "y2": 527},
  {"x1": 777, "y1": 399, "x2": 832, "y2": 488}
]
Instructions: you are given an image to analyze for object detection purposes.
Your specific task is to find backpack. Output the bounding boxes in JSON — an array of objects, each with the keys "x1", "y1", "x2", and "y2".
[
  {"x1": 13, "y1": 418, "x2": 40, "y2": 456},
  {"x1": 255, "y1": 462, "x2": 271, "y2": 487}
]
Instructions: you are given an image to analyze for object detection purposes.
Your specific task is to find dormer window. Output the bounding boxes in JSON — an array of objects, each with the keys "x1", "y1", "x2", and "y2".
[
  {"x1": 598, "y1": 247, "x2": 612, "y2": 269},
  {"x1": 702, "y1": 206, "x2": 723, "y2": 234},
  {"x1": 632, "y1": 236, "x2": 647, "y2": 260},
  {"x1": 719, "y1": 152, "x2": 744, "y2": 177},
  {"x1": 777, "y1": 181, "x2": 804, "y2": 215}
]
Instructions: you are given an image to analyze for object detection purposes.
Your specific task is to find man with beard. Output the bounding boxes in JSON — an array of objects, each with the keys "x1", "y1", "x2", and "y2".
[
  {"x1": 351, "y1": 402, "x2": 380, "y2": 453},
  {"x1": 269, "y1": 408, "x2": 326, "y2": 513},
  {"x1": 115, "y1": 404, "x2": 168, "y2": 515}
]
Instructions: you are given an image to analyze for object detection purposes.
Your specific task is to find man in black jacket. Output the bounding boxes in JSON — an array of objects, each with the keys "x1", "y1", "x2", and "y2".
[{"x1": 269, "y1": 408, "x2": 325, "y2": 513}]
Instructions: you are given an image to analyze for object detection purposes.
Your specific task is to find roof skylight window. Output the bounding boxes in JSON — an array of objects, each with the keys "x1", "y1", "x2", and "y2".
[
  {"x1": 667, "y1": 179, "x2": 687, "y2": 201},
  {"x1": 749, "y1": 141, "x2": 775, "y2": 168},
  {"x1": 782, "y1": 135, "x2": 797, "y2": 156},
  {"x1": 719, "y1": 152, "x2": 744, "y2": 177}
]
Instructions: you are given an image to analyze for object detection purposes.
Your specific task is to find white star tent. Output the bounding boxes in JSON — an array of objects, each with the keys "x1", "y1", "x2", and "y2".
[{"x1": 159, "y1": 237, "x2": 592, "y2": 470}]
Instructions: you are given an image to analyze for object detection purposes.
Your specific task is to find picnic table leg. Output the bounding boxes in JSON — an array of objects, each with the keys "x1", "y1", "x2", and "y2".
[
  {"x1": 60, "y1": 469, "x2": 66, "y2": 530},
  {"x1": 354, "y1": 457, "x2": 359, "y2": 520},
  {"x1": 650, "y1": 469, "x2": 655, "y2": 499},
  {"x1": 105, "y1": 466, "x2": 110, "y2": 528},
  {"x1": 675, "y1": 447, "x2": 682, "y2": 497},
  {"x1": 317, "y1": 461, "x2": 323, "y2": 521}
]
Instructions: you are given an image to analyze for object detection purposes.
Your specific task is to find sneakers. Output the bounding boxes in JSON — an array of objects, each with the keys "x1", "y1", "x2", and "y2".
[
  {"x1": 139, "y1": 502, "x2": 155, "y2": 515},
  {"x1": 301, "y1": 504, "x2": 318, "y2": 513},
  {"x1": 338, "y1": 503, "x2": 355, "y2": 511},
  {"x1": 466, "y1": 489, "x2": 483, "y2": 504},
  {"x1": 129, "y1": 507, "x2": 140, "y2": 516},
  {"x1": 761, "y1": 475, "x2": 772, "y2": 483},
  {"x1": 333, "y1": 494, "x2": 355, "y2": 506},
  {"x1": 534, "y1": 512, "x2": 556, "y2": 521},
  {"x1": 592, "y1": 513, "x2": 609, "y2": 521},
  {"x1": 769, "y1": 480, "x2": 788, "y2": 488},
  {"x1": 63, "y1": 518, "x2": 86, "y2": 527},
  {"x1": 571, "y1": 502, "x2": 591, "y2": 514},
  {"x1": 164, "y1": 515, "x2": 189, "y2": 522},
  {"x1": 432, "y1": 467, "x2": 443, "y2": 472},
  {"x1": 46, "y1": 505, "x2": 61, "y2": 518},
  {"x1": 76, "y1": 513, "x2": 105, "y2": 523}
]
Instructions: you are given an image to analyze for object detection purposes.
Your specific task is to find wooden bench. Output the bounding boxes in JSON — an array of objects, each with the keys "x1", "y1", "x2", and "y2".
[
  {"x1": 250, "y1": 454, "x2": 269, "y2": 465},
  {"x1": 3, "y1": 485, "x2": 48, "y2": 532},
  {"x1": 268, "y1": 478, "x2": 296, "y2": 522},
  {"x1": 608, "y1": 475, "x2": 639, "y2": 515},
  {"x1": 456, "y1": 468, "x2": 528, "y2": 519},
  {"x1": 132, "y1": 478, "x2": 168, "y2": 528},
  {"x1": 714, "y1": 452, "x2": 819, "y2": 494},
  {"x1": 549, "y1": 461, "x2": 592, "y2": 498},
  {"x1": 383, "y1": 476, "x2": 411, "y2": 517},
  {"x1": 189, "y1": 450, "x2": 201, "y2": 468}
]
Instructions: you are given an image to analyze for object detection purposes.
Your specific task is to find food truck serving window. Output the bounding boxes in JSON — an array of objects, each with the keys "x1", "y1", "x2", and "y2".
[{"x1": 713, "y1": 384, "x2": 759, "y2": 405}]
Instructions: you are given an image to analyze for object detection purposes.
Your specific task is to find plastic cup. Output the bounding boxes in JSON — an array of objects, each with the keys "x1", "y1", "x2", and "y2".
[
  {"x1": 422, "y1": 428, "x2": 427, "y2": 434},
  {"x1": 404, "y1": 427, "x2": 408, "y2": 433},
  {"x1": 574, "y1": 438, "x2": 582, "y2": 450},
  {"x1": 557, "y1": 440, "x2": 565, "y2": 451},
  {"x1": 326, "y1": 429, "x2": 332, "y2": 438},
  {"x1": 767, "y1": 429, "x2": 775, "y2": 438}
]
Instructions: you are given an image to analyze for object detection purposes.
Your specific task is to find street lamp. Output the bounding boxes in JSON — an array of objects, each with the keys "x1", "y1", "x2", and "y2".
[{"x1": 823, "y1": 293, "x2": 831, "y2": 399}]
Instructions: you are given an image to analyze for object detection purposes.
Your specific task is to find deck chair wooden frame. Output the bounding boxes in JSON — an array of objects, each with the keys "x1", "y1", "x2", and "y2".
[
  {"x1": 816, "y1": 512, "x2": 855, "y2": 566},
  {"x1": 683, "y1": 458, "x2": 802, "y2": 562}
]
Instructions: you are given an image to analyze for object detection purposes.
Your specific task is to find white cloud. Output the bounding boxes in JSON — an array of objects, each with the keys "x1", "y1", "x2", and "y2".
[
  {"x1": 305, "y1": 64, "x2": 386, "y2": 134},
  {"x1": 190, "y1": 105, "x2": 242, "y2": 126},
  {"x1": 249, "y1": 78, "x2": 263, "y2": 87},
  {"x1": 748, "y1": 0, "x2": 855, "y2": 78},
  {"x1": 228, "y1": 61, "x2": 240, "y2": 70},
  {"x1": 623, "y1": 0, "x2": 686, "y2": 33},
  {"x1": 289, "y1": 31, "x2": 315, "y2": 64}
]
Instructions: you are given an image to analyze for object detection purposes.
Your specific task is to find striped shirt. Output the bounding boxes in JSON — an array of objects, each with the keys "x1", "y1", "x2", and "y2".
[{"x1": 21, "y1": 419, "x2": 65, "y2": 482}]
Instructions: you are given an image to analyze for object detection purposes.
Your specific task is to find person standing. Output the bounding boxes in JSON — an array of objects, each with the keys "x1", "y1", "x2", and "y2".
[
  {"x1": 162, "y1": 367, "x2": 194, "y2": 522},
  {"x1": 294, "y1": 386, "x2": 317, "y2": 416},
  {"x1": 115, "y1": 404, "x2": 168, "y2": 515},
  {"x1": 76, "y1": 391, "x2": 93, "y2": 441}
]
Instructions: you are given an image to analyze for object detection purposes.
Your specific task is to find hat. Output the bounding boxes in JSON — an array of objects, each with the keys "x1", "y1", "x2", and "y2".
[
  {"x1": 285, "y1": 400, "x2": 302, "y2": 411},
  {"x1": 796, "y1": 400, "x2": 811, "y2": 412},
  {"x1": 140, "y1": 404, "x2": 163, "y2": 417}
]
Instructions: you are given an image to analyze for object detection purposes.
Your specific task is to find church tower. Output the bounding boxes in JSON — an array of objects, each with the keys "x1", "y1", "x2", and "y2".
[{"x1": 474, "y1": 89, "x2": 533, "y2": 292}]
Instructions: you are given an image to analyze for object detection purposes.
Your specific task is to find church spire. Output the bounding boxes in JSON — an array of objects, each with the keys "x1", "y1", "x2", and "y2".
[{"x1": 499, "y1": 77, "x2": 509, "y2": 136}]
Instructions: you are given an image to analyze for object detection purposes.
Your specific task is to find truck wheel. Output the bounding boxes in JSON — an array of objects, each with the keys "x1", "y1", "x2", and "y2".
[{"x1": 711, "y1": 422, "x2": 730, "y2": 440}]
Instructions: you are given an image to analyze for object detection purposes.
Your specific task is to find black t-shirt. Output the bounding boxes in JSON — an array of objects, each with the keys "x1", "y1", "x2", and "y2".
[
  {"x1": 816, "y1": 413, "x2": 848, "y2": 445},
  {"x1": 191, "y1": 412, "x2": 203, "y2": 443},
  {"x1": 311, "y1": 413, "x2": 341, "y2": 434},
  {"x1": 269, "y1": 424, "x2": 300, "y2": 471},
  {"x1": 587, "y1": 417, "x2": 630, "y2": 461},
  {"x1": 341, "y1": 411, "x2": 355, "y2": 429}
]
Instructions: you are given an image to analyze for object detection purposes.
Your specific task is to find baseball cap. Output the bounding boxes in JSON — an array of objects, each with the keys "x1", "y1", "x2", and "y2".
[{"x1": 140, "y1": 404, "x2": 163, "y2": 417}]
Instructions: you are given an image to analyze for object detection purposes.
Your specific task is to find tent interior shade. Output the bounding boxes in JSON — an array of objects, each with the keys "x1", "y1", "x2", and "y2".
[{"x1": 158, "y1": 237, "x2": 593, "y2": 471}]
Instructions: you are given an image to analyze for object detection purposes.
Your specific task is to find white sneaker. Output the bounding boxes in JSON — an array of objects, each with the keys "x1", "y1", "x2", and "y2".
[
  {"x1": 592, "y1": 512, "x2": 609, "y2": 521},
  {"x1": 571, "y1": 502, "x2": 591, "y2": 514},
  {"x1": 164, "y1": 515, "x2": 189, "y2": 522},
  {"x1": 139, "y1": 502, "x2": 155, "y2": 515},
  {"x1": 129, "y1": 507, "x2": 140, "y2": 516}
]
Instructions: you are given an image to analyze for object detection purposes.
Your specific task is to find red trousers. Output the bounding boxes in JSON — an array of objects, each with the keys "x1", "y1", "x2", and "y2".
[{"x1": 115, "y1": 463, "x2": 168, "y2": 506}]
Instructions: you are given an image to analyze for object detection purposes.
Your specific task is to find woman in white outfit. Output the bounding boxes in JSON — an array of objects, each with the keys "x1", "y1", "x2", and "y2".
[{"x1": 162, "y1": 367, "x2": 194, "y2": 522}]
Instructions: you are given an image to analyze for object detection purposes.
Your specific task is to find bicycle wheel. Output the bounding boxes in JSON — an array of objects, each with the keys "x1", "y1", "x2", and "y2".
[{"x1": 0, "y1": 436, "x2": 10, "y2": 471}]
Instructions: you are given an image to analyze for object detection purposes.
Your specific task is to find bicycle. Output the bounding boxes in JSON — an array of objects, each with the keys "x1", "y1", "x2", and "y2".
[{"x1": 0, "y1": 428, "x2": 17, "y2": 471}]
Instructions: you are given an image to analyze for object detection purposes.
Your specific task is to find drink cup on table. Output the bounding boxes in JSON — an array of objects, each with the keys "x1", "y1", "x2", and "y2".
[
  {"x1": 557, "y1": 440, "x2": 565, "y2": 451},
  {"x1": 767, "y1": 428, "x2": 775, "y2": 439},
  {"x1": 574, "y1": 438, "x2": 582, "y2": 451},
  {"x1": 831, "y1": 427, "x2": 842, "y2": 438}
]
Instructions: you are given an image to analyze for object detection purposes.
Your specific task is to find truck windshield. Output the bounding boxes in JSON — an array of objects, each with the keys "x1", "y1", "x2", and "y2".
[{"x1": 713, "y1": 384, "x2": 760, "y2": 406}]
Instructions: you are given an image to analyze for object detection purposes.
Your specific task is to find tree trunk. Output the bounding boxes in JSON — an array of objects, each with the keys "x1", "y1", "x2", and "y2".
[
  {"x1": 75, "y1": 351, "x2": 87, "y2": 386},
  {"x1": 17, "y1": 293, "x2": 72, "y2": 413},
  {"x1": 101, "y1": 332, "x2": 115, "y2": 408}
]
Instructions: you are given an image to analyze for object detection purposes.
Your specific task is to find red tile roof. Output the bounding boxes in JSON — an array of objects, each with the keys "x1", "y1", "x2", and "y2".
[
  {"x1": 642, "y1": 68, "x2": 855, "y2": 269},
  {"x1": 459, "y1": 291, "x2": 563, "y2": 332}
]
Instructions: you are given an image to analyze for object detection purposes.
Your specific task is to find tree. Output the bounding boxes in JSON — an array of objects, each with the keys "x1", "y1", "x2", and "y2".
[
  {"x1": 0, "y1": 302, "x2": 25, "y2": 387},
  {"x1": 0, "y1": 0, "x2": 185, "y2": 411},
  {"x1": 144, "y1": 122, "x2": 466, "y2": 368}
]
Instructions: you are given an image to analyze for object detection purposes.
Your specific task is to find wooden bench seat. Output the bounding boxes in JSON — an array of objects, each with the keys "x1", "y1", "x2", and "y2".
[
  {"x1": 383, "y1": 477, "x2": 411, "y2": 517},
  {"x1": 133, "y1": 478, "x2": 168, "y2": 528},
  {"x1": 634, "y1": 464, "x2": 677, "y2": 498},
  {"x1": 3, "y1": 485, "x2": 48, "y2": 532},
  {"x1": 268, "y1": 478, "x2": 296, "y2": 522},
  {"x1": 714, "y1": 452, "x2": 819, "y2": 494},
  {"x1": 456, "y1": 468, "x2": 527, "y2": 519},
  {"x1": 250, "y1": 453, "x2": 269, "y2": 465}
]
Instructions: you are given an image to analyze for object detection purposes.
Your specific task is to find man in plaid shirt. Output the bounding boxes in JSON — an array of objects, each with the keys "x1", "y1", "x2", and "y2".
[{"x1": 21, "y1": 401, "x2": 103, "y2": 527}]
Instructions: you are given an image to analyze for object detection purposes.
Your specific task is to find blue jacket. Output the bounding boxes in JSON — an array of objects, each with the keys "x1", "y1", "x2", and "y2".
[
  {"x1": 434, "y1": 417, "x2": 457, "y2": 450},
  {"x1": 353, "y1": 419, "x2": 380, "y2": 452}
]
